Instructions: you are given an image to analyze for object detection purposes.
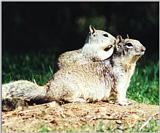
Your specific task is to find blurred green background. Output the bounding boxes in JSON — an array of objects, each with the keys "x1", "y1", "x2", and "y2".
[{"x1": 2, "y1": 2, "x2": 159, "y2": 105}]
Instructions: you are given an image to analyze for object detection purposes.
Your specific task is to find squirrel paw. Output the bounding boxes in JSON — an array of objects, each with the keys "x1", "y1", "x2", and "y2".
[
  {"x1": 69, "y1": 98, "x2": 86, "y2": 103},
  {"x1": 117, "y1": 99, "x2": 132, "y2": 106},
  {"x1": 74, "y1": 98, "x2": 86, "y2": 103}
]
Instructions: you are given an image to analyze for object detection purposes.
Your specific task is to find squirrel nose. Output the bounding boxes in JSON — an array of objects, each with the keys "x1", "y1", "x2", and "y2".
[{"x1": 141, "y1": 46, "x2": 146, "y2": 52}]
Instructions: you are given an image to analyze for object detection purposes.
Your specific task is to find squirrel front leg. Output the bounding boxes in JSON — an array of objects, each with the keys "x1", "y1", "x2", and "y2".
[
  {"x1": 117, "y1": 65, "x2": 136, "y2": 105},
  {"x1": 116, "y1": 78, "x2": 130, "y2": 106}
]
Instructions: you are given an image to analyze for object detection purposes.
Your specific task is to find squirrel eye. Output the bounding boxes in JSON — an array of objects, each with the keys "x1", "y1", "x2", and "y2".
[
  {"x1": 125, "y1": 43, "x2": 133, "y2": 47},
  {"x1": 103, "y1": 34, "x2": 108, "y2": 37}
]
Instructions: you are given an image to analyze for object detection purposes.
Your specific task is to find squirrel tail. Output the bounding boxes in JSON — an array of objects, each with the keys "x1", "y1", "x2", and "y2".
[{"x1": 2, "y1": 80, "x2": 53, "y2": 111}]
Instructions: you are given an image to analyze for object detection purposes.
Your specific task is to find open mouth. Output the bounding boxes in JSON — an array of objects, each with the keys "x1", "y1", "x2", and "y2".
[{"x1": 104, "y1": 45, "x2": 113, "y2": 51}]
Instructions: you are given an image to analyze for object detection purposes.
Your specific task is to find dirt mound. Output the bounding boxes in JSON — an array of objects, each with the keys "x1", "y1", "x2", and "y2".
[{"x1": 2, "y1": 100, "x2": 160, "y2": 132}]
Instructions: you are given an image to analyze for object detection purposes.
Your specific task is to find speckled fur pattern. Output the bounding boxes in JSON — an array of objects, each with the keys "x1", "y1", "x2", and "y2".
[
  {"x1": 47, "y1": 62, "x2": 115, "y2": 103},
  {"x1": 2, "y1": 80, "x2": 46, "y2": 100}
]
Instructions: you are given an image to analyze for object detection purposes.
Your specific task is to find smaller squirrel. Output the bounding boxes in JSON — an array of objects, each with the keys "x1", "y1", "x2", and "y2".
[
  {"x1": 58, "y1": 25, "x2": 116, "y2": 69},
  {"x1": 108, "y1": 35, "x2": 146, "y2": 105}
]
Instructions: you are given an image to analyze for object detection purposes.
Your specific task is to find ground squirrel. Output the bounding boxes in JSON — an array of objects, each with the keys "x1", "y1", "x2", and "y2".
[
  {"x1": 2, "y1": 35, "x2": 146, "y2": 111},
  {"x1": 46, "y1": 36, "x2": 146, "y2": 105},
  {"x1": 58, "y1": 25, "x2": 116, "y2": 69}
]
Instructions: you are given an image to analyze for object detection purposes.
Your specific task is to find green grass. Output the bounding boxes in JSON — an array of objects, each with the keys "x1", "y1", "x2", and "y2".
[
  {"x1": 2, "y1": 52, "x2": 159, "y2": 105},
  {"x1": 38, "y1": 120, "x2": 160, "y2": 132},
  {"x1": 39, "y1": 125, "x2": 51, "y2": 132},
  {"x1": 127, "y1": 61, "x2": 159, "y2": 105},
  {"x1": 128, "y1": 119, "x2": 160, "y2": 132},
  {"x1": 2, "y1": 52, "x2": 55, "y2": 85}
]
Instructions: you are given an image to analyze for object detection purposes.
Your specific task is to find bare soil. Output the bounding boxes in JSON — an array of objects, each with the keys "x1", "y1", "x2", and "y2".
[{"x1": 2, "y1": 100, "x2": 160, "y2": 132}]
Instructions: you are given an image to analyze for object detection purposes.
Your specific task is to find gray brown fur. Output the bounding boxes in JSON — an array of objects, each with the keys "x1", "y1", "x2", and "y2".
[
  {"x1": 2, "y1": 36, "x2": 146, "y2": 111},
  {"x1": 45, "y1": 37, "x2": 146, "y2": 105}
]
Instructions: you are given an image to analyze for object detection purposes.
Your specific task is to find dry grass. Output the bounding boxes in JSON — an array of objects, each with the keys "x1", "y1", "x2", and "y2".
[{"x1": 2, "y1": 100, "x2": 160, "y2": 132}]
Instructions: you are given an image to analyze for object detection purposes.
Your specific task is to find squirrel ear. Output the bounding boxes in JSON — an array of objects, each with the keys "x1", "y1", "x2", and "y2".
[
  {"x1": 126, "y1": 34, "x2": 129, "y2": 39},
  {"x1": 89, "y1": 25, "x2": 96, "y2": 34},
  {"x1": 116, "y1": 35, "x2": 123, "y2": 42}
]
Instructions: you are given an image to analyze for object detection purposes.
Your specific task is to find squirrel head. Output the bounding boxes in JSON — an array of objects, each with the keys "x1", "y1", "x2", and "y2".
[
  {"x1": 113, "y1": 35, "x2": 146, "y2": 63},
  {"x1": 83, "y1": 25, "x2": 116, "y2": 60},
  {"x1": 85, "y1": 25, "x2": 116, "y2": 49}
]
